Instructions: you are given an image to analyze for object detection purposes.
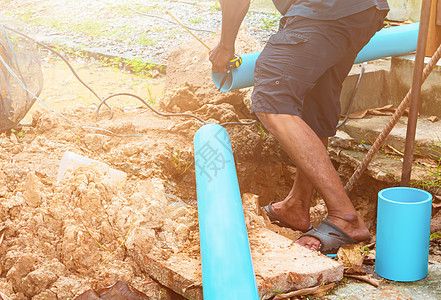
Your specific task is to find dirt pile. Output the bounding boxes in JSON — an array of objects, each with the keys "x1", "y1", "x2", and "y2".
[
  {"x1": 0, "y1": 103, "x2": 307, "y2": 299},
  {"x1": 0, "y1": 108, "x2": 196, "y2": 299},
  {"x1": 161, "y1": 25, "x2": 263, "y2": 124}
]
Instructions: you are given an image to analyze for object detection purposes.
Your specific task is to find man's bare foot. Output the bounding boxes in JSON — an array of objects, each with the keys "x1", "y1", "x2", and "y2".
[{"x1": 296, "y1": 213, "x2": 371, "y2": 251}]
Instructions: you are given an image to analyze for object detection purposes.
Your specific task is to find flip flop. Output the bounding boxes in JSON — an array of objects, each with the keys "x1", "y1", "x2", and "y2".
[
  {"x1": 299, "y1": 219, "x2": 368, "y2": 255},
  {"x1": 263, "y1": 201, "x2": 313, "y2": 233}
]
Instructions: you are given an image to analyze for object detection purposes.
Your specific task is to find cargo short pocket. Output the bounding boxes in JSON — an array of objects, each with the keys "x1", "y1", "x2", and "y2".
[{"x1": 267, "y1": 30, "x2": 308, "y2": 45}]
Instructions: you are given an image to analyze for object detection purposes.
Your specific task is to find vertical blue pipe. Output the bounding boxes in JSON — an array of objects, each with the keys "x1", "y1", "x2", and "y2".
[{"x1": 194, "y1": 124, "x2": 259, "y2": 300}]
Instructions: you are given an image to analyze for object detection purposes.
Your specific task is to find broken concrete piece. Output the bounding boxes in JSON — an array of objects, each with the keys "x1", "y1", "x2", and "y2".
[
  {"x1": 57, "y1": 151, "x2": 127, "y2": 189},
  {"x1": 136, "y1": 228, "x2": 343, "y2": 300}
]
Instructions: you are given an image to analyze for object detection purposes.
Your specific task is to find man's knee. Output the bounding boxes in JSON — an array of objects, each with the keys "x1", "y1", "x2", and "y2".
[{"x1": 255, "y1": 111, "x2": 303, "y2": 135}]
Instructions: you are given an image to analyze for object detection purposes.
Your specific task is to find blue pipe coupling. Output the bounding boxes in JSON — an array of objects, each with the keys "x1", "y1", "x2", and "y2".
[
  {"x1": 212, "y1": 22, "x2": 419, "y2": 92},
  {"x1": 375, "y1": 187, "x2": 432, "y2": 281},
  {"x1": 194, "y1": 124, "x2": 259, "y2": 299}
]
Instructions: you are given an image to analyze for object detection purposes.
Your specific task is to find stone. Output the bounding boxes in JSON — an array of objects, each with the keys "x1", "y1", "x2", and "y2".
[
  {"x1": 23, "y1": 172, "x2": 44, "y2": 208},
  {"x1": 83, "y1": 134, "x2": 110, "y2": 152},
  {"x1": 136, "y1": 228, "x2": 343, "y2": 300}
]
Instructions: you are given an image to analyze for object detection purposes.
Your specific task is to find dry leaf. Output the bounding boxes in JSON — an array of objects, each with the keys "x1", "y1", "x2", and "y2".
[
  {"x1": 345, "y1": 265, "x2": 366, "y2": 275},
  {"x1": 415, "y1": 158, "x2": 439, "y2": 168},
  {"x1": 433, "y1": 195, "x2": 441, "y2": 208},
  {"x1": 384, "y1": 145, "x2": 404, "y2": 156},
  {"x1": 337, "y1": 243, "x2": 365, "y2": 268},
  {"x1": 376, "y1": 104, "x2": 394, "y2": 111},
  {"x1": 272, "y1": 283, "x2": 336, "y2": 300},
  {"x1": 348, "y1": 110, "x2": 368, "y2": 119},
  {"x1": 348, "y1": 105, "x2": 396, "y2": 119},
  {"x1": 369, "y1": 109, "x2": 393, "y2": 116},
  {"x1": 310, "y1": 283, "x2": 337, "y2": 297},
  {"x1": 428, "y1": 116, "x2": 439, "y2": 122}
]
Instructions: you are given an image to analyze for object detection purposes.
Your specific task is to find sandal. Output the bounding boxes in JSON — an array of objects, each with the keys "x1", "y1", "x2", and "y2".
[{"x1": 299, "y1": 219, "x2": 369, "y2": 255}]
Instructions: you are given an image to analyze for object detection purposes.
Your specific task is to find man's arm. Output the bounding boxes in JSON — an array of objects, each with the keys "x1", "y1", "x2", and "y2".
[{"x1": 209, "y1": 0, "x2": 250, "y2": 73}]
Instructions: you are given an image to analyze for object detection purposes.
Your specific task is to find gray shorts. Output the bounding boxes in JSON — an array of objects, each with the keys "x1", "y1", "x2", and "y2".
[{"x1": 250, "y1": 7, "x2": 387, "y2": 137}]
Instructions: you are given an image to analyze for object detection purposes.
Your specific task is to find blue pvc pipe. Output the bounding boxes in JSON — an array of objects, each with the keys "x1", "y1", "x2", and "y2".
[
  {"x1": 212, "y1": 22, "x2": 419, "y2": 92},
  {"x1": 194, "y1": 124, "x2": 259, "y2": 300},
  {"x1": 375, "y1": 187, "x2": 432, "y2": 282}
]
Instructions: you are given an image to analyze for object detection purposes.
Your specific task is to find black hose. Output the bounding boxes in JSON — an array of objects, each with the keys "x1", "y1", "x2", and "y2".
[
  {"x1": 96, "y1": 92, "x2": 207, "y2": 124},
  {"x1": 336, "y1": 63, "x2": 366, "y2": 129}
]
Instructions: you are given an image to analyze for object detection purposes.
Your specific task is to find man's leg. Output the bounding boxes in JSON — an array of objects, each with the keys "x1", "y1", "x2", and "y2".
[
  {"x1": 269, "y1": 137, "x2": 327, "y2": 232},
  {"x1": 256, "y1": 112, "x2": 370, "y2": 250}
]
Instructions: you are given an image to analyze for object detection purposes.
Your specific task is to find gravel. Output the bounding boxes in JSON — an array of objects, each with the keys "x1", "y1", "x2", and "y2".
[{"x1": 1, "y1": 0, "x2": 280, "y2": 65}]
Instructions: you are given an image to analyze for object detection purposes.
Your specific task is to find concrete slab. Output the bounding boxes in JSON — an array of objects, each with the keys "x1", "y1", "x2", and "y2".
[
  {"x1": 389, "y1": 55, "x2": 441, "y2": 117},
  {"x1": 135, "y1": 228, "x2": 343, "y2": 300},
  {"x1": 340, "y1": 60, "x2": 391, "y2": 114},
  {"x1": 340, "y1": 115, "x2": 441, "y2": 161}
]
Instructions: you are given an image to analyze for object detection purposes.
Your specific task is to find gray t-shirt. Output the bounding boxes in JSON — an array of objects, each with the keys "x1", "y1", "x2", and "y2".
[{"x1": 273, "y1": 0, "x2": 389, "y2": 19}]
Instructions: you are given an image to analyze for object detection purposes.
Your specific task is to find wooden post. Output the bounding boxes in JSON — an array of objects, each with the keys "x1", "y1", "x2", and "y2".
[
  {"x1": 426, "y1": 0, "x2": 441, "y2": 56},
  {"x1": 437, "y1": 0, "x2": 441, "y2": 25}
]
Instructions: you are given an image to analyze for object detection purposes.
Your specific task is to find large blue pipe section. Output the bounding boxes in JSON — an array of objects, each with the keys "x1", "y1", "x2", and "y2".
[
  {"x1": 212, "y1": 22, "x2": 420, "y2": 92},
  {"x1": 194, "y1": 124, "x2": 259, "y2": 300}
]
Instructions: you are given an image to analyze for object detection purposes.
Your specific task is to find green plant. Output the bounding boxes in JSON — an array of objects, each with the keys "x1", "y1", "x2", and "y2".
[
  {"x1": 260, "y1": 10, "x2": 280, "y2": 30},
  {"x1": 411, "y1": 138, "x2": 441, "y2": 194},
  {"x1": 189, "y1": 16, "x2": 203, "y2": 25},
  {"x1": 257, "y1": 122, "x2": 267, "y2": 139},
  {"x1": 431, "y1": 231, "x2": 441, "y2": 240},
  {"x1": 10, "y1": 128, "x2": 24, "y2": 137},
  {"x1": 210, "y1": 1, "x2": 221, "y2": 12},
  {"x1": 138, "y1": 35, "x2": 158, "y2": 47},
  {"x1": 145, "y1": 84, "x2": 157, "y2": 106},
  {"x1": 361, "y1": 246, "x2": 370, "y2": 253},
  {"x1": 172, "y1": 149, "x2": 194, "y2": 175}
]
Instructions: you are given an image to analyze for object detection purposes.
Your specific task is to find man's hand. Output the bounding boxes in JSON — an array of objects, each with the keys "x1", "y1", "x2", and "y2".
[
  {"x1": 209, "y1": 0, "x2": 250, "y2": 73},
  {"x1": 209, "y1": 43, "x2": 235, "y2": 73}
]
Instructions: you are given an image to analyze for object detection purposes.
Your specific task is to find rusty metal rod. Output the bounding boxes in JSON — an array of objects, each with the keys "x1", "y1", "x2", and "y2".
[
  {"x1": 344, "y1": 41, "x2": 441, "y2": 193},
  {"x1": 401, "y1": 0, "x2": 433, "y2": 186}
]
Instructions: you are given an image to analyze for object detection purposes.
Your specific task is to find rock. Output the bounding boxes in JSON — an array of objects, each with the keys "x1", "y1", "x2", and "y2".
[
  {"x1": 200, "y1": 103, "x2": 239, "y2": 123},
  {"x1": 125, "y1": 227, "x2": 157, "y2": 255},
  {"x1": 49, "y1": 275, "x2": 89, "y2": 299},
  {"x1": 162, "y1": 83, "x2": 200, "y2": 112},
  {"x1": 21, "y1": 268, "x2": 58, "y2": 297},
  {"x1": 5, "y1": 253, "x2": 38, "y2": 293},
  {"x1": 35, "y1": 112, "x2": 59, "y2": 133},
  {"x1": 0, "y1": 278, "x2": 14, "y2": 298},
  {"x1": 83, "y1": 134, "x2": 110, "y2": 151},
  {"x1": 23, "y1": 172, "x2": 44, "y2": 207},
  {"x1": 32, "y1": 290, "x2": 58, "y2": 300}
]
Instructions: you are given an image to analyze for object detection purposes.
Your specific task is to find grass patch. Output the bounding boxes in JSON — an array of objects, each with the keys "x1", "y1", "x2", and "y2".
[
  {"x1": 189, "y1": 16, "x2": 203, "y2": 25},
  {"x1": 138, "y1": 35, "x2": 158, "y2": 47},
  {"x1": 260, "y1": 10, "x2": 281, "y2": 30},
  {"x1": 411, "y1": 139, "x2": 441, "y2": 194}
]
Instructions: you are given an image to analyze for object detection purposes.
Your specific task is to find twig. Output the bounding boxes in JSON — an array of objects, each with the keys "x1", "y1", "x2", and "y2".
[
  {"x1": 345, "y1": 274, "x2": 382, "y2": 288},
  {"x1": 272, "y1": 283, "x2": 336, "y2": 300}
]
